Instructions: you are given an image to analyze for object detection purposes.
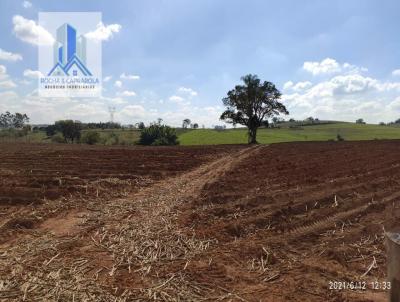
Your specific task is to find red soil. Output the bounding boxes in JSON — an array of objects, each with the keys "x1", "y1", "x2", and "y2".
[
  {"x1": 0, "y1": 143, "x2": 243, "y2": 240},
  {"x1": 0, "y1": 143, "x2": 243, "y2": 204},
  {"x1": 1, "y1": 141, "x2": 400, "y2": 301},
  {"x1": 176, "y1": 141, "x2": 400, "y2": 301}
]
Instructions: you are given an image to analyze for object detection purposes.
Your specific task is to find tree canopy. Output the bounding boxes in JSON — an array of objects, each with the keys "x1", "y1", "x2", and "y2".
[
  {"x1": 0, "y1": 112, "x2": 29, "y2": 129},
  {"x1": 220, "y1": 74, "x2": 288, "y2": 143},
  {"x1": 182, "y1": 119, "x2": 191, "y2": 129},
  {"x1": 54, "y1": 120, "x2": 82, "y2": 143}
]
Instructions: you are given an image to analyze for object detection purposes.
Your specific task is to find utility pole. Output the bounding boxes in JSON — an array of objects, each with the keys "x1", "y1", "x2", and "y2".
[{"x1": 108, "y1": 106, "x2": 116, "y2": 123}]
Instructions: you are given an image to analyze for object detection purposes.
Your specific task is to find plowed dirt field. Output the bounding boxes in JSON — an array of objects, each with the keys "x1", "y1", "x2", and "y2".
[{"x1": 1, "y1": 141, "x2": 399, "y2": 301}]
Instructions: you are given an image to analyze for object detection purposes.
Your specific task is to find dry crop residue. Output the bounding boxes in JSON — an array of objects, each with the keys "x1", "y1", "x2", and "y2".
[{"x1": 1, "y1": 141, "x2": 400, "y2": 301}]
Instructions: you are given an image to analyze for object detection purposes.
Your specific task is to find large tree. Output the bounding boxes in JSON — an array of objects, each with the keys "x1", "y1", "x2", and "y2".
[{"x1": 220, "y1": 74, "x2": 288, "y2": 144}]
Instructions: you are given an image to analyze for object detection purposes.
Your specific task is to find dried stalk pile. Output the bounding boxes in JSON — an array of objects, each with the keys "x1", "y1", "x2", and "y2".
[{"x1": 1, "y1": 147, "x2": 258, "y2": 301}]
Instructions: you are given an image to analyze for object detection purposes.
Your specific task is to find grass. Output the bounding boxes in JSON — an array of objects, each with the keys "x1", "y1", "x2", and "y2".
[
  {"x1": 3, "y1": 122, "x2": 400, "y2": 145},
  {"x1": 0, "y1": 129, "x2": 48, "y2": 143}
]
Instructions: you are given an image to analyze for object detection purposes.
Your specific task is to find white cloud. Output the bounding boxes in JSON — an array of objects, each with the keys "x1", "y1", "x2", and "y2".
[
  {"x1": 0, "y1": 90, "x2": 18, "y2": 101},
  {"x1": 22, "y1": 1, "x2": 32, "y2": 8},
  {"x1": 283, "y1": 63, "x2": 400, "y2": 123},
  {"x1": 96, "y1": 95, "x2": 127, "y2": 105},
  {"x1": 0, "y1": 65, "x2": 10, "y2": 81},
  {"x1": 303, "y1": 58, "x2": 340, "y2": 75},
  {"x1": 117, "y1": 90, "x2": 136, "y2": 97},
  {"x1": 292, "y1": 81, "x2": 312, "y2": 91},
  {"x1": 376, "y1": 82, "x2": 400, "y2": 91},
  {"x1": 120, "y1": 73, "x2": 140, "y2": 80},
  {"x1": 118, "y1": 105, "x2": 146, "y2": 119},
  {"x1": 342, "y1": 63, "x2": 368, "y2": 74},
  {"x1": 283, "y1": 81, "x2": 312, "y2": 92},
  {"x1": 283, "y1": 81, "x2": 293, "y2": 90},
  {"x1": 19, "y1": 95, "x2": 109, "y2": 123},
  {"x1": 160, "y1": 105, "x2": 223, "y2": 127},
  {"x1": 19, "y1": 79, "x2": 31, "y2": 85},
  {"x1": 168, "y1": 95, "x2": 191, "y2": 107},
  {"x1": 13, "y1": 15, "x2": 54, "y2": 46},
  {"x1": 388, "y1": 97, "x2": 400, "y2": 111},
  {"x1": 6, "y1": 56, "x2": 399, "y2": 126},
  {"x1": 303, "y1": 58, "x2": 367, "y2": 76},
  {"x1": 392, "y1": 69, "x2": 400, "y2": 77},
  {"x1": 282, "y1": 58, "x2": 400, "y2": 123},
  {"x1": 85, "y1": 22, "x2": 121, "y2": 42},
  {"x1": 178, "y1": 86, "x2": 198, "y2": 96},
  {"x1": 103, "y1": 76, "x2": 112, "y2": 82},
  {"x1": 0, "y1": 80, "x2": 17, "y2": 89},
  {"x1": 169, "y1": 95, "x2": 184, "y2": 103},
  {"x1": 109, "y1": 97, "x2": 127, "y2": 105},
  {"x1": 0, "y1": 91, "x2": 19, "y2": 112},
  {"x1": 23, "y1": 69, "x2": 43, "y2": 79},
  {"x1": 330, "y1": 74, "x2": 378, "y2": 94},
  {"x1": 0, "y1": 48, "x2": 23, "y2": 62},
  {"x1": 0, "y1": 89, "x2": 132, "y2": 124},
  {"x1": 0, "y1": 65, "x2": 6, "y2": 74},
  {"x1": 351, "y1": 101, "x2": 381, "y2": 114},
  {"x1": 166, "y1": 87, "x2": 197, "y2": 108},
  {"x1": 0, "y1": 84, "x2": 222, "y2": 126},
  {"x1": 65, "y1": 103, "x2": 109, "y2": 120}
]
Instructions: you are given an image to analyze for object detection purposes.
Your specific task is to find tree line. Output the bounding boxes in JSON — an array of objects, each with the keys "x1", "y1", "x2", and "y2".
[
  {"x1": 0, "y1": 112, "x2": 29, "y2": 129},
  {"x1": 43, "y1": 119, "x2": 179, "y2": 146}
]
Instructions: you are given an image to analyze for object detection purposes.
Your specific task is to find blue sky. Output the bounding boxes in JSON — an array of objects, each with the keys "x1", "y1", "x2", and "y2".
[{"x1": 0, "y1": 0, "x2": 400, "y2": 125}]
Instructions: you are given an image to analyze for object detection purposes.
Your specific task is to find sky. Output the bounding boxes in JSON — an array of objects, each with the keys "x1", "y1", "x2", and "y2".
[{"x1": 0, "y1": 0, "x2": 400, "y2": 126}]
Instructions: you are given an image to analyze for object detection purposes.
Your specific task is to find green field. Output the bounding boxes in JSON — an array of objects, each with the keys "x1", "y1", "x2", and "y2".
[
  {"x1": 178, "y1": 123, "x2": 400, "y2": 145},
  {"x1": 2, "y1": 122, "x2": 400, "y2": 145}
]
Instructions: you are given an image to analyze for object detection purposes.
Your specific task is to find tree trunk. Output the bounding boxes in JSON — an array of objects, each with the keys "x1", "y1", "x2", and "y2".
[{"x1": 248, "y1": 127, "x2": 258, "y2": 144}]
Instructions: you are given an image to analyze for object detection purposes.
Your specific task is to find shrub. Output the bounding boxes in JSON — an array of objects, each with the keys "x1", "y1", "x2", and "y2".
[
  {"x1": 138, "y1": 124, "x2": 179, "y2": 146},
  {"x1": 45, "y1": 125, "x2": 57, "y2": 137},
  {"x1": 81, "y1": 131, "x2": 100, "y2": 145},
  {"x1": 336, "y1": 134, "x2": 345, "y2": 141},
  {"x1": 51, "y1": 133, "x2": 65, "y2": 143},
  {"x1": 106, "y1": 132, "x2": 120, "y2": 145},
  {"x1": 0, "y1": 128, "x2": 29, "y2": 138}
]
